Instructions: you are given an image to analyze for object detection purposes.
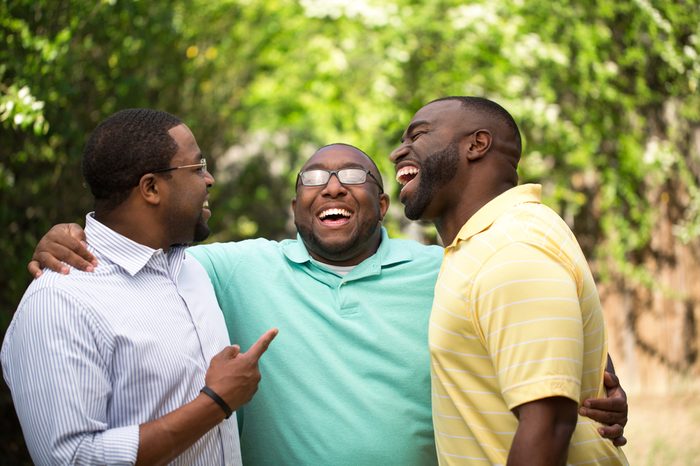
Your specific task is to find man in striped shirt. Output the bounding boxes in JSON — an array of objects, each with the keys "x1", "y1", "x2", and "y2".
[
  {"x1": 1, "y1": 109, "x2": 277, "y2": 465},
  {"x1": 391, "y1": 96, "x2": 627, "y2": 465}
]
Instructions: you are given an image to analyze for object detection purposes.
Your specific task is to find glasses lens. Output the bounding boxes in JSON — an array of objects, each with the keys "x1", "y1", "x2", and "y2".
[
  {"x1": 299, "y1": 168, "x2": 369, "y2": 186},
  {"x1": 300, "y1": 170, "x2": 330, "y2": 186},
  {"x1": 337, "y1": 168, "x2": 367, "y2": 184}
]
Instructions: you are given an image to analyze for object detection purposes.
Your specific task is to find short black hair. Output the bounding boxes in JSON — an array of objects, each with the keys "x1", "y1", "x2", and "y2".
[
  {"x1": 82, "y1": 108, "x2": 183, "y2": 211},
  {"x1": 431, "y1": 96, "x2": 522, "y2": 154}
]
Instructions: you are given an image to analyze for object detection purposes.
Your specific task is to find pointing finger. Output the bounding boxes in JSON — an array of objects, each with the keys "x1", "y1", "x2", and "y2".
[{"x1": 244, "y1": 328, "x2": 278, "y2": 361}]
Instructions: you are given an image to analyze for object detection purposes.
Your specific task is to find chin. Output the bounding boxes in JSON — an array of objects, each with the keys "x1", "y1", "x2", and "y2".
[
  {"x1": 193, "y1": 222, "x2": 211, "y2": 243},
  {"x1": 316, "y1": 238, "x2": 353, "y2": 255},
  {"x1": 403, "y1": 203, "x2": 424, "y2": 221}
]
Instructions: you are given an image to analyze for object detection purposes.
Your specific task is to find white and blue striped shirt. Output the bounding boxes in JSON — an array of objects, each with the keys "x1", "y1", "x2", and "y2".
[{"x1": 1, "y1": 214, "x2": 241, "y2": 466}]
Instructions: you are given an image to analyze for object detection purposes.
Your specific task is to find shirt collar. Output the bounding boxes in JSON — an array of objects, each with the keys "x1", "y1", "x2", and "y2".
[
  {"x1": 85, "y1": 213, "x2": 185, "y2": 277},
  {"x1": 449, "y1": 184, "x2": 542, "y2": 248},
  {"x1": 281, "y1": 227, "x2": 412, "y2": 268}
]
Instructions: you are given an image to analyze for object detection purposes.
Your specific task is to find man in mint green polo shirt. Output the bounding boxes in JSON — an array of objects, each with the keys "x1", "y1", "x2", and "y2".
[
  {"x1": 186, "y1": 143, "x2": 442, "y2": 465},
  {"x1": 29, "y1": 143, "x2": 628, "y2": 465}
]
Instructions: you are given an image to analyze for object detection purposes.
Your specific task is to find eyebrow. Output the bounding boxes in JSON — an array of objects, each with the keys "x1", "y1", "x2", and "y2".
[
  {"x1": 187, "y1": 151, "x2": 203, "y2": 163},
  {"x1": 402, "y1": 120, "x2": 430, "y2": 142}
]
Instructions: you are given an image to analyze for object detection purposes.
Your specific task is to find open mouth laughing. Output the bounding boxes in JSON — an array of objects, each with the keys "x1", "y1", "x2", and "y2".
[
  {"x1": 396, "y1": 166, "x2": 419, "y2": 186},
  {"x1": 202, "y1": 199, "x2": 211, "y2": 219},
  {"x1": 395, "y1": 164, "x2": 420, "y2": 202},
  {"x1": 318, "y1": 207, "x2": 352, "y2": 226}
]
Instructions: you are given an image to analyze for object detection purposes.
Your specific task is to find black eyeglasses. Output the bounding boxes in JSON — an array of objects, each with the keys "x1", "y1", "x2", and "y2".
[
  {"x1": 152, "y1": 158, "x2": 207, "y2": 174},
  {"x1": 297, "y1": 168, "x2": 383, "y2": 193}
]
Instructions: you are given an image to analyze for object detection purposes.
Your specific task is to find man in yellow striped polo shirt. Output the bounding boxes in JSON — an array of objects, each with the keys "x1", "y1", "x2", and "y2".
[{"x1": 390, "y1": 96, "x2": 628, "y2": 465}]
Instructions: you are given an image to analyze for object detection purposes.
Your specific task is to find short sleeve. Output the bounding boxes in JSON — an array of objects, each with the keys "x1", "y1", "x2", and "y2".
[{"x1": 472, "y1": 242, "x2": 584, "y2": 410}]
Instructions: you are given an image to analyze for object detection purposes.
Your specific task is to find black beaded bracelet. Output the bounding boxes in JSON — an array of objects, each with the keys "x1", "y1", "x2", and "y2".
[{"x1": 200, "y1": 386, "x2": 233, "y2": 419}]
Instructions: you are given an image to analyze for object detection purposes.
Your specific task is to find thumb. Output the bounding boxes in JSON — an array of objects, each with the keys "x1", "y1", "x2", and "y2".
[
  {"x1": 603, "y1": 371, "x2": 620, "y2": 390},
  {"x1": 214, "y1": 344, "x2": 241, "y2": 362}
]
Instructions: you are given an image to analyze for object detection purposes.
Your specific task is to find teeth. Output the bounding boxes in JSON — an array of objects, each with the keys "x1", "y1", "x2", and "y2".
[
  {"x1": 319, "y1": 208, "x2": 351, "y2": 219},
  {"x1": 396, "y1": 166, "x2": 419, "y2": 185},
  {"x1": 203, "y1": 200, "x2": 209, "y2": 208}
]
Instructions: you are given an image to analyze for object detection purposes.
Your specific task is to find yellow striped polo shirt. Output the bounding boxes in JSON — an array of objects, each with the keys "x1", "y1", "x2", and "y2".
[{"x1": 430, "y1": 184, "x2": 627, "y2": 465}]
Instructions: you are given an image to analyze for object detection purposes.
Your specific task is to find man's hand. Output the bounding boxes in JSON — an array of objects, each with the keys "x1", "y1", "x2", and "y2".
[
  {"x1": 205, "y1": 328, "x2": 278, "y2": 411},
  {"x1": 579, "y1": 371, "x2": 628, "y2": 446},
  {"x1": 137, "y1": 329, "x2": 278, "y2": 465},
  {"x1": 28, "y1": 223, "x2": 96, "y2": 277}
]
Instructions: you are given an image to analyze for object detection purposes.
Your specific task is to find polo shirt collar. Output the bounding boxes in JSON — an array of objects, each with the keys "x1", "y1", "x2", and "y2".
[
  {"x1": 282, "y1": 227, "x2": 412, "y2": 269},
  {"x1": 85, "y1": 213, "x2": 185, "y2": 277},
  {"x1": 449, "y1": 184, "x2": 542, "y2": 248}
]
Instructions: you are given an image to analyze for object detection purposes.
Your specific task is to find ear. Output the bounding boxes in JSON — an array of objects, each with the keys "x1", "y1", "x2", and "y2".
[
  {"x1": 138, "y1": 173, "x2": 162, "y2": 206},
  {"x1": 465, "y1": 129, "x2": 492, "y2": 161},
  {"x1": 378, "y1": 193, "x2": 390, "y2": 220},
  {"x1": 291, "y1": 197, "x2": 297, "y2": 212}
]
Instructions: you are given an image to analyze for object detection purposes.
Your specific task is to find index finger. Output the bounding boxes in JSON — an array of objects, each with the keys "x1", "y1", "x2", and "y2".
[
  {"x1": 244, "y1": 328, "x2": 278, "y2": 361},
  {"x1": 51, "y1": 235, "x2": 97, "y2": 270},
  {"x1": 582, "y1": 395, "x2": 626, "y2": 413}
]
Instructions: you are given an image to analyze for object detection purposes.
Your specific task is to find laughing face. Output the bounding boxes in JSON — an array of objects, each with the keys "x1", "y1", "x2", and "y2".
[
  {"x1": 390, "y1": 100, "x2": 466, "y2": 221},
  {"x1": 292, "y1": 144, "x2": 389, "y2": 266},
  {"x1": 396, "y1": 142, "x2": 460, "y2": 220}
]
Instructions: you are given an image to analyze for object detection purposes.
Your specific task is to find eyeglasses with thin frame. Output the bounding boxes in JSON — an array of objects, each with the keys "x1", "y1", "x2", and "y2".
[
  {"x1": 297, "y1": 168, "x2": 383, "y2": 193},
  {"x1": 151, "y1": 158, "x2": 207, "y2": 174}
]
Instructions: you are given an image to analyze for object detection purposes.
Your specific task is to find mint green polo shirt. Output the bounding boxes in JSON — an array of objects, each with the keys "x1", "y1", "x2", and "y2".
[{"x1": 188, "y1": 228, "x2": 442, "y2": 466}]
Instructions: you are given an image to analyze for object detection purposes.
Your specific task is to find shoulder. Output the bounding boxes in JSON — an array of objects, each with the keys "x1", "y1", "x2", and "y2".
[
  {"x1": 389, "y1": 237, "x2": 443, "y2": 252},
  {"x1": 187, "y1": 237, "x2": 284, "y2": 262},
  {"x1": 22, "y1": 268, "x2": 101, "y2": 304},
  {"x1": 500, "y1": 202, "x2": 576, "y2": 245},
  {"x1": 387, "y1": 237, "x2": 443, "y2": 258},
  {"x1": 4, "y1": 272, "x2": 104, "y2": 350}
]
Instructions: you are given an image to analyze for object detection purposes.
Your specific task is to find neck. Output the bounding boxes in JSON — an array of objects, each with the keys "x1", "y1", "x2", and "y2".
[
  {"x1": 307, "y1": 229, "x2": 382, "y2": 267},
  {"x1": 435, "y1": 181, "x2": 514, "y2": 246},
  {"x1": 95, "y1": 207, "x2": 170, "y2": 252}
]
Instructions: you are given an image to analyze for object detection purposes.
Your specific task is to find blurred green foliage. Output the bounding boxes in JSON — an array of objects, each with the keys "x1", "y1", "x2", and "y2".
[{"x1": 1, "y1": 0, "x2": 699, "y2": 460}]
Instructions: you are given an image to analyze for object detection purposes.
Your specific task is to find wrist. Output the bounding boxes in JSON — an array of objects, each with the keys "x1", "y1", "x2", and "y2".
[{"x1": 200, "y1": 386, "x2": 233, "y2": 419}]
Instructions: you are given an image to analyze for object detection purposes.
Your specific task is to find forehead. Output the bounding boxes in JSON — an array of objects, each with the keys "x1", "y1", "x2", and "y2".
[
  {"x1": 168, "y1": 124, "x2": 201, "y2": 162},
  {"x1": 302, "y1": 145, "x2": 374, "y2": 171},
  {"x1": 409, "y1": 99, "x2": 466, "y2": 129}
]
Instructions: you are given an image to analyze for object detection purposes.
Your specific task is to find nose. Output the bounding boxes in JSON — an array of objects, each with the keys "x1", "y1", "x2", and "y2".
[
  {"x1": 389, "y1": 143, "x2": 409, "y2": 164},
  {"x1": 205, "y1": 169, "x2": 215, "y2": 187},
  {"x1": 321, "y1": 172, "x2": 347, "y2": 197}
]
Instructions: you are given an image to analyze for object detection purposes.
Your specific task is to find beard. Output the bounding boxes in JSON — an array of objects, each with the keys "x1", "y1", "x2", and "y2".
[
  {"x1": 294, "y1": 214, "x2": 382, "y2": 264},
  {"x1": 404, "y1": 142, "x2": 460, "y2": 220},
  {"x1": 193, "y1": 212, "x2": 211, "y2": 243}
]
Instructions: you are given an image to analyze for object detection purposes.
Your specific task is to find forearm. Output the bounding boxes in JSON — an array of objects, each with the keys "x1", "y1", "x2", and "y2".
[
  {"x1": 137, "y1": 327, "x2": 277, "y2": 465},
  {"x1": 136, "y1": 393, "x2": 227, "y2": 466},
  {"x1": 507, "y1": 397, "x2": 577, "y2": 466},
  {"x1": 508, "y1": 424, "x2": 573, "y2": 466}
]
